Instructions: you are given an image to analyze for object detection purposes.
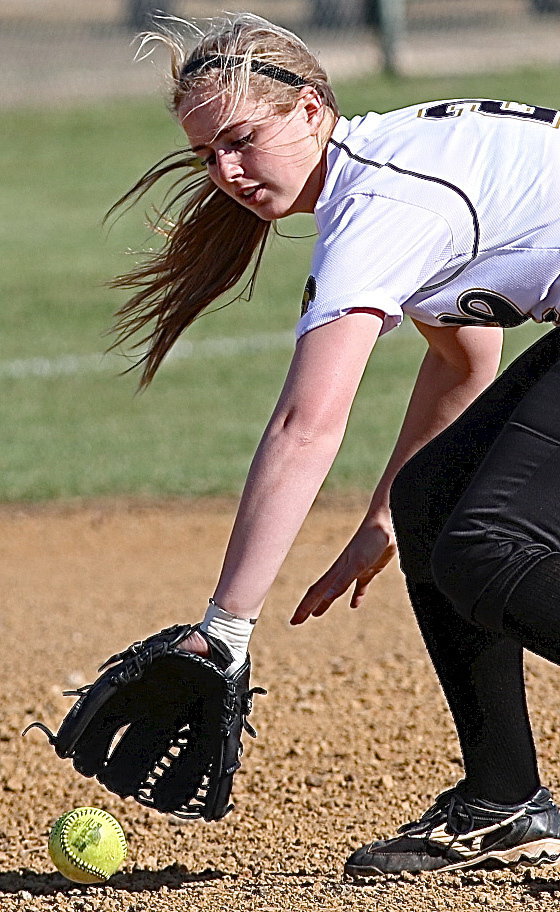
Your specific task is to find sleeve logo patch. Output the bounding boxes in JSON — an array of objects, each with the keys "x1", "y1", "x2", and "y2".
[{"x1": 301, "y1": 275, "x2": 317, "y2": 316}]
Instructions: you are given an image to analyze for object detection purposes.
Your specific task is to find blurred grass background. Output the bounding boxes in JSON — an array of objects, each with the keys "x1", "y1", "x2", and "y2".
[{"x1": 2, "y1": 66, "x2": 558, "y2": 501}]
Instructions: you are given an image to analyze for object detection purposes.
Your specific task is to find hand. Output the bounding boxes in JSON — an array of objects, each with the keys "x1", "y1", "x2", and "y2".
[
  {"x1": 290, "y1": 520, "x2": 397, "y2": 625},
  {"x1": 178, "y1": 628, "x2": 210, "y2": 657}
]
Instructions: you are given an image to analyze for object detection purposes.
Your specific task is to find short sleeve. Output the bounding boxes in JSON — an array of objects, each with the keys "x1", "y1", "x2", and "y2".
[{"x1": 296, "y1": 193, "x2": 455, "y2": 339}]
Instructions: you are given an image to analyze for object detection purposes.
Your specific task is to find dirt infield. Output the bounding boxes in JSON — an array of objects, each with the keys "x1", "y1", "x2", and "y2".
[{"x1": 2, "y1": 497, "x2": 560, "y2": 911}]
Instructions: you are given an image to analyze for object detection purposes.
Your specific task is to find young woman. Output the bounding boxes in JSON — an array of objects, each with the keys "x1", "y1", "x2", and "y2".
[{"x1": 108, "y1": 13, "x2": 560, "y2": 875}]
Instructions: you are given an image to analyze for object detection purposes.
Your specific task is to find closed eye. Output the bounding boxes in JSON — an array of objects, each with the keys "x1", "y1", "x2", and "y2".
[
  {"x1": 199, "y1": 133, "x2": 253, "y2": 167},
  {"x1": 232, "y1": 133, "x2": 253, "y2": 148}
]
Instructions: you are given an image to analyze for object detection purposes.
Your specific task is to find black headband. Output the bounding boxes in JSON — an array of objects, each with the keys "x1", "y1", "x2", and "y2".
[{"x1": 181, "y1": 55, "x2": 308, "y2": 88}]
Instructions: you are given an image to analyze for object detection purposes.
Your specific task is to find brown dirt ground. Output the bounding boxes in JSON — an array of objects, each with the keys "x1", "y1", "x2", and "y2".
[{"x1": 2, "y1": 496, "x2": 560, "y2": 911}]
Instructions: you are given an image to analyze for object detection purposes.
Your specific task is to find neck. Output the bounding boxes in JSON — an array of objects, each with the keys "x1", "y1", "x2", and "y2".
[
  {"x1": 284, "y1": 113, "x2": 338, "y2": 216},
  {"x1": 300, "y1": 113, "x2": 338, "y2": 213},
  {"x1": 300, "y1": 147, "x2": 329, "y2": 213}
]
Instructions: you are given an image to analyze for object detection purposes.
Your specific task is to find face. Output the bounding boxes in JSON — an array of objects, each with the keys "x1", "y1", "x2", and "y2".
[{"x1": 178, "y1": 86, "x2": 327, "y2": 220}]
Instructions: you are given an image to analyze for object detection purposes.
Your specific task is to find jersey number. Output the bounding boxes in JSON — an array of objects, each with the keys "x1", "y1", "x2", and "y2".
[
  {"x1": 421, "y1": 100, "x2": 558, "y2": 327},
  {"x1": 438, "y1": 289, "x2": 529, "y2": 328},
  {"x1": 418, "y1": 99, "x2": 560, "y2": 128}
]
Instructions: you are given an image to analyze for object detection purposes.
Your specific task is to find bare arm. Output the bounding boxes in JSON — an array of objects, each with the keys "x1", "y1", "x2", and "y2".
[
  {"x1": 291, "y1": 323, "x2": 503, "y2": 623},
  {"x1": 212, "y1": 311, "x2": 385, "y2": 618}
]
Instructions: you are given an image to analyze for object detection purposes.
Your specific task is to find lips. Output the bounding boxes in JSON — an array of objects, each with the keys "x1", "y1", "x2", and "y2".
[{"x1": 237, "y1": 184, "x2": 264, "y2": 204}]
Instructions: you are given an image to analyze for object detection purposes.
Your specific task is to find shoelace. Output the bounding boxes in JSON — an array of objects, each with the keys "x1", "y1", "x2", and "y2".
[{"x1": 398, "y1": 791, "x2": 476, "y2": 839}]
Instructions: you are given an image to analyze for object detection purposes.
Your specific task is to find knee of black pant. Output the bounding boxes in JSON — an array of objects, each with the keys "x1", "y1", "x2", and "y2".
[
  {"x1": 431, "y1": 524, "x2": 555, "y2": 630},
  {"x1": 430, "y1": 529, "x2": 477, "y2": 623}
]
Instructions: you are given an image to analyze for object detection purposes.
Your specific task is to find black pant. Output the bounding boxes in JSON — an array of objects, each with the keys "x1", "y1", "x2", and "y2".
[{"x1": 390, "y1": 327, "x2": 560, "y2": 802}]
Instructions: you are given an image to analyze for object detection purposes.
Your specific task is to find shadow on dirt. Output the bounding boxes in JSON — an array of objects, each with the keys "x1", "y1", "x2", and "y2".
[
  {"x1": 346, "y1": 871, "x2": 560, "y2": 896},
  {"x1": 0, "y1": 863, "x2": 227, "y2": 896},
  {"x1": 459, "y1": 871, "x2": 560, "y2": 896},
  {"x1": 524, "y1": 876, "x2": 560, "y2": 897}
]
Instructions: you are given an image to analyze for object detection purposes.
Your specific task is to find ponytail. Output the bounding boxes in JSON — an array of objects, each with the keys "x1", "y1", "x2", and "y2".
[{"x1": 107, "y1": 151, "x2": 270, "y2": 388}]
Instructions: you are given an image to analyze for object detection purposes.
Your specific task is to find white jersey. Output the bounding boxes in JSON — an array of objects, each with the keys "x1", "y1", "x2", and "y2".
[{"x1": 296, "y1": 100, "x2": 560, "y2": 340}]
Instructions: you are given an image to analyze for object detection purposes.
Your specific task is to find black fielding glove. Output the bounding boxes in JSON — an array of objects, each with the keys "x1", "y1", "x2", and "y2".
[{"x1": 24, "y1": 624, "x2": 266, "y2": 820}]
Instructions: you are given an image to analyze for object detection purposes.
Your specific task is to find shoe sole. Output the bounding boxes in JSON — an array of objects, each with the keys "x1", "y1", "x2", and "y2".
[{"x1": 344, "y1": 837, "x2": 560, "y2": 878}]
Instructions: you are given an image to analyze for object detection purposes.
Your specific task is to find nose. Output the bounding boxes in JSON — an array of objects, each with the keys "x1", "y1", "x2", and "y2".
[{"x1": 215, "y1": 148, "x2": 243, "y2": 183}]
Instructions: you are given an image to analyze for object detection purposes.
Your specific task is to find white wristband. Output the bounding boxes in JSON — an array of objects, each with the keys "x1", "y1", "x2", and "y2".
[{"x1": 199, "y1": 598, "x2": 257, "y2": 673}]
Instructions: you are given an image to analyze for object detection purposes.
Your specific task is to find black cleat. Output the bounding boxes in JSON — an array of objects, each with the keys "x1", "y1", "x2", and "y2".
[{"x1": 345, "y1": 783, "x2": 560, "y2": 876}]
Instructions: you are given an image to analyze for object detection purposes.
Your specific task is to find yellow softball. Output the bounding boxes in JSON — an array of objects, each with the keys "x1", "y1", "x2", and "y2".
[{"x1": 48, "y1": 807, "x2": 127, "y2": 884}]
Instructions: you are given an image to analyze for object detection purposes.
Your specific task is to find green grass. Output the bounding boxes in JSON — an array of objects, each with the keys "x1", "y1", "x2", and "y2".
[{"x1": 2, "y1": 65, "x2": 559, "y2": 500}]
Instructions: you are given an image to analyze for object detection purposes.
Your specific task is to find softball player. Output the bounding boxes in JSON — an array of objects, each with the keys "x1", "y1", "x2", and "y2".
[{"x1": 109, "y1": 12, "x2": 560, "y2": 874}]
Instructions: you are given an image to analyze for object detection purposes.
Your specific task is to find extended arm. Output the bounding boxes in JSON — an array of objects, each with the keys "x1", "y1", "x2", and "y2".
[
  {"x1": 211, "y1": 312, "x2": 384, "y2": 618},
  {"x1": 291, "y1": 322, "x2": 503, "y2": 622}
]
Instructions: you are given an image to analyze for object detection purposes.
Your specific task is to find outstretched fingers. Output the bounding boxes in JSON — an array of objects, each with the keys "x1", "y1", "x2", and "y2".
[
  {"x1": 291, "y1": 563, "x2": 357, "y2": 624},
  {"x1": 350, "y1": 574, "x2": 375, "y2": 610},
  {"x1": 290, "y1": 524, "x2": 397, "y2": 625}
]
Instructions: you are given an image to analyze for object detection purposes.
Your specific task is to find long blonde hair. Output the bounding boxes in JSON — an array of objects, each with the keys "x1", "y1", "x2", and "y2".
[{"x1": 108, "y1": 12, "x2": 339, "y2": 387}]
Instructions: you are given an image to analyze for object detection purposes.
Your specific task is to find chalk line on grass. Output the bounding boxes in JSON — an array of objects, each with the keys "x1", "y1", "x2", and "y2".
[
  {"x1": 0, "y1": 319, "x2": 418, "y2": 380},
  {"x1": 0, "y1": 331, "x2": 296, "y2": 380}
]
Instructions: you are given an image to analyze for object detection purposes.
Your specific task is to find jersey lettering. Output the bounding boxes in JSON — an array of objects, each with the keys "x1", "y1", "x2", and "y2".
[
  {"x1": 417, "y1": 102, "x2": 465, "y2": 120},
  {"x1": 418, "y1": 100, "x2": 560, "y2": 129},
  {"x1": 438, "y1": 288, "x2": 529, "y2": 328}
]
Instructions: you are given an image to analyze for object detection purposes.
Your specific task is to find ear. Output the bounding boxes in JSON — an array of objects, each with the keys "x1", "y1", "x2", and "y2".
[{"x1": 297, "y1": 87, "x2": 325, "y2": 134}]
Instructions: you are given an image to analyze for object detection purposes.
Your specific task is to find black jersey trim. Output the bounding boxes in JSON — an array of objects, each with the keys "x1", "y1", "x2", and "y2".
[{"x1": 329, "y1": 138, "x2": 480, "y2": 292}]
